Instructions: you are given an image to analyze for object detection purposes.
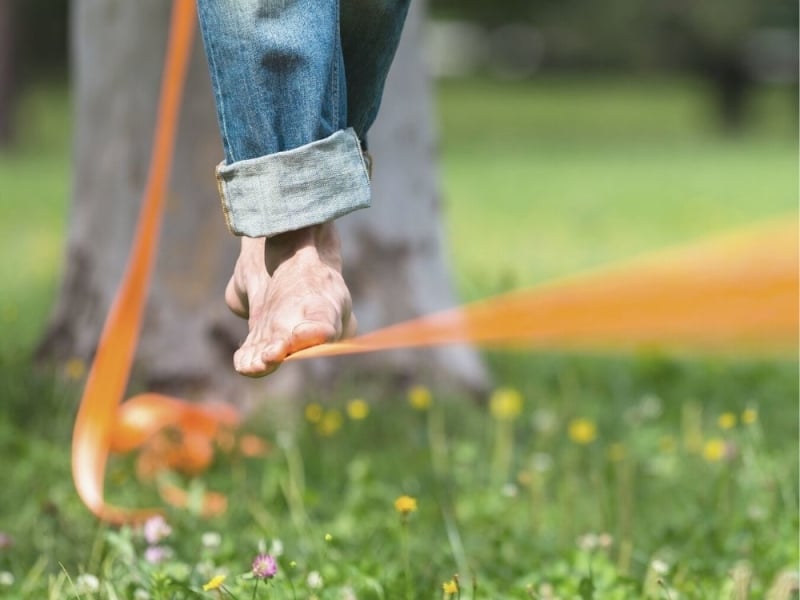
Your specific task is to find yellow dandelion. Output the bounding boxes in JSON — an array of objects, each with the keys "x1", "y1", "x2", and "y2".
[
  {"x1": 408, "y1": 385, "x2": 432, "y2": 411},
  {"x1": 659, "y1": 435, "x2": 676, "y2": 454},
  {"x1": 317, "y1": 409, "x2": 343, "y2": 437},
  {"x1": 702, "y1": 438, "x2": 726, "y2": 462},
  {"x1": 607, "y1": 442, "x2": 625, "y2": 462},
  {"x1": 741, "y1": 408, "x2": 758, "y2": 425},
  {"x1": 718, "y1": 412, "x2": 737, "y2": 430},
  {"x1": 394, "y1": 495, "x2": 417, "y2": 515},
  {"x1": 442, "y1": 579, "x2": 459, "y2": 595},
  {"x1": 489, "y1": 387, "x2": 523, "y2": 421},
  {"x1": 568, "y1": 418, "x2": 597, "y2": 445},
  {"x1": 202, "y1": 574, "x2": 226, "y2": 591},
  {"x1": 346, "y1": 399, "x2": 370, "y2": 420},
  {"x1": 64, "y1": 357, "x2": 87, "y2": 381},
  {"x1": 305, "y1": 403, "x2": 324, "y2": 423}
]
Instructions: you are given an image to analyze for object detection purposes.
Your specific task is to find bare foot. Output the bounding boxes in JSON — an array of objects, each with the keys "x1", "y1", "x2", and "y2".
[{"x1": 225, "y1": 223, "x2": 356, "y2": 377}]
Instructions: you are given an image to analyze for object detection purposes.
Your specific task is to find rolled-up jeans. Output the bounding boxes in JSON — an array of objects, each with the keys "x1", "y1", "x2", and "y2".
[{"x1": 196, "y1": 0, "x2": 410, "y2": 238}]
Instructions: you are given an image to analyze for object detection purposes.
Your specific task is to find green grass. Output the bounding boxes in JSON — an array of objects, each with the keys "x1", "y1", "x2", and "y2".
[
  {"x1": 0, "y1": 78, "x2": 797, "y2": 599},
  {"x1": 437, "y1": 77, "x2": 797, "y2": 298}
]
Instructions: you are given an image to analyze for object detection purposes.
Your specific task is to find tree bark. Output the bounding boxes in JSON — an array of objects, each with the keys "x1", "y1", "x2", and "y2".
[{"x1": 37, "y1": 0, "x2": 487, "y2": 406}]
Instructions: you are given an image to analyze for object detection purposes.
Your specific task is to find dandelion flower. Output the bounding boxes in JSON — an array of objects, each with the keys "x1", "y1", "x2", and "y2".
[
  {"x1": 317, "y1": 409, "x2": 343, "y2": 436},
  {"x1": 659, "y1": 435, "x2": 676, "y2": 454},
  {"x1": 741, "y1": 408, "x2": 758, "y2": 425},
  {"x1": 607, "y1": 442, "x2": 625, "y2": 462},
  {"x1": 703, "y1": 438, "x2": 727, "y2": 462},
  {"x1": 718, "y1": 412, "x2": 737, "y2": 430},
  {"x1": 64, "y1": 357, "x2": 86, "y2": 380},
  {"x1": 346, "y1": 399, "x2": 370, "y2": 420},
  {"x1": 442, "y1": 579, "x2": 459, "y2": 595},
  {"x1": 252, "y1": 554, "x2": 278, "y2": 579},
  {"x1": 568, "y1": 418, "x2": 597, "y2": 444},
  {"x1": 408, "y1": 385, "x2": 432, "y2": 411},
  {"x1": 305, "y1": 403, "x2": 324, "y2": 423},
  {"x1": 489, "y1": 387, "x2": 523, "y2": 421},
  {"x1": 394, "y1": 495, "x2": 418, "y2": 515},
  {"x1": 143, "y1": 515, "x2": 171, "y2": 545},
  {"x1": 202, "y1": 574, "x2": 226, "y2": 591}
]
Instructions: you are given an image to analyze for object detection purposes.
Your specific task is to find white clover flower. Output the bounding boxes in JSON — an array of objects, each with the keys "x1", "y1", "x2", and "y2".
[
  {"x1": 276, "y1": 431, "x2": 294, "y2": 450},
  {"x1": 76, "y1": 573, "x2": 100, "y2": 594},
  {"x1": 307, "y1": 570, "x2": 324, "y2": 589},
  {"x1": 0, "y1": 571, "x2": 14, "y2": 586},
  {"x1": 639, "y1": 394, "x2": 663, "y2": 419},
  {"x1": 538, "y1": 582, "x2": 556, "y2": 599},
  {"x1": 340, "y1": 585, "x2": 358, "y2": 600},
  {"x1": 531, "y1": 409, "x2": 557, "y2": 434},
  {"x1": 531, "y1": 452, "x2": 553, "y2": 473},
  {"x1": 269, "y1": 538, "x2": 284, "y2": 557},
  {"x1": 501, "y1": 483, "x2": 519, "y2": 498},
  {"x1": 576, "y1": 533, "x2": 599, "y2": 551},
  {"x1": 201, "y1": 531, "x2": 222, "y2": 549},
  {"x1": 133, "y1": 589, "x2": 151, "y2": 600},
  {"x1": 651, "y1": 559, "x2": 669, "y2": 575}
]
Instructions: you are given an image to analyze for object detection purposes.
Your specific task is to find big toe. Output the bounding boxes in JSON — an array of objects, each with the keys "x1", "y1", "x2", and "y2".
[{"x1": 284, "y1": 320, "x2": 338, "y2": 356}]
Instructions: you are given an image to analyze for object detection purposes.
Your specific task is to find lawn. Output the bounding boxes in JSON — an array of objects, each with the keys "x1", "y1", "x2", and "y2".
[{"x1": 0, "y1": 77, "x2": 797, "y2": 599}]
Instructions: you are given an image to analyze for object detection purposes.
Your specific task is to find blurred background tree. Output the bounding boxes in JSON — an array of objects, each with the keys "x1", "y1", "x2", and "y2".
[
  {"x1": 5, "y1": 0, "x2": 796, "y2": 139},
  {"x1": 430, "y1": 0, "x2": 797, "y2": 130}
]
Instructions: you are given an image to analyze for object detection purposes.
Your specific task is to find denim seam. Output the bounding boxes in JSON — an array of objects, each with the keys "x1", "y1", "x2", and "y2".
[
  {"x1": 332, "y1": 2, "x2": 342, "y2": 131},
  {"x1": 197, "y1": 3, "x2": 233, "y2": 163}
]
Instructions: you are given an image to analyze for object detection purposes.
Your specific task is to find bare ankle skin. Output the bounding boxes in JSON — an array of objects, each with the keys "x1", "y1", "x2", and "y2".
[{"x1": 225, "y1": 222, "x2": 356, "y2": 377}]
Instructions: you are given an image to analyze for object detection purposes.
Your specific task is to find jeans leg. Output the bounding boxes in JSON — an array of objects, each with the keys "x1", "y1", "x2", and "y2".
[
  {"x1": 340, "y1": 0, "x2": 411, "y2": 141},
  {"x1": 197, "y1": 0, "x2": 370, "y2": 238}
]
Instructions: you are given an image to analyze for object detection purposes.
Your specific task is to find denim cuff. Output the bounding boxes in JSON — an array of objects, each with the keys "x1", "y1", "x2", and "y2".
[{"x1": 215, "y1": 128, "x2": 371, "y2": 237}]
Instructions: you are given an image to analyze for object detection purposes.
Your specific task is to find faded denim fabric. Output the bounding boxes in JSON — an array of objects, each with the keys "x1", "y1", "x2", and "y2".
[{"x1": 197, "y1": 0, "x2": 410, "y2": 237}]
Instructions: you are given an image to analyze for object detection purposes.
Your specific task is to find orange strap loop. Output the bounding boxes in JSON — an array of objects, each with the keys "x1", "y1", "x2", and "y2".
[{"x1": 71, "y1": 0, "x2": 799, "y2": 524}]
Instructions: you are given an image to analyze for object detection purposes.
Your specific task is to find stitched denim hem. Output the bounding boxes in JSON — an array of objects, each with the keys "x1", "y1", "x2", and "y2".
[{"x1": 215, "y1": 128, "x2": 371, "y2": 237}]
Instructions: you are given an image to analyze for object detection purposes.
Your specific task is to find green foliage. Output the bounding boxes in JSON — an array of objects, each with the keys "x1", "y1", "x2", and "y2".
[
  {"x1": 0, "y1": 354, "x2": 797, "y2": 599},
  {"x1": 0, "y1": 79, "x2": 797, "y2": 599}
]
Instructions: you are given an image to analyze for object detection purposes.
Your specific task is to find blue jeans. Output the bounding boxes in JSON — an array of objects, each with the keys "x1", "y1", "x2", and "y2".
[{"x1": 196, "y1": 0, "x2": 410, "y2": 237}]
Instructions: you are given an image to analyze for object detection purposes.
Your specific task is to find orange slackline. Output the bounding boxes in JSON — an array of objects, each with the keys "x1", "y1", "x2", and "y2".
[
  {"x1": 291, "y1": 217, "x2": 798, "y2": 361},
  {"x1": 71, "y1": 0, "x2": 205, "y2": 524},
  {"x1": 71, "y1": 0, "x2": 799, "y2": 524}
]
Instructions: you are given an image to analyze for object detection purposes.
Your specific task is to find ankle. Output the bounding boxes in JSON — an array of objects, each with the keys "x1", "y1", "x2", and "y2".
[{"x1": 264, "y1": 222, "x2": 341, "y2": 274}]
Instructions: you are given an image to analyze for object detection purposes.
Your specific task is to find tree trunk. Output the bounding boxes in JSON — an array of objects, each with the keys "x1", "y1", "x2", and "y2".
[
  {"x1": 37, "y1": 0, "x2": 487, "y2": 407},
  {"x1": 335, "y1": 0, "x2": 489, "y2": 393}
]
